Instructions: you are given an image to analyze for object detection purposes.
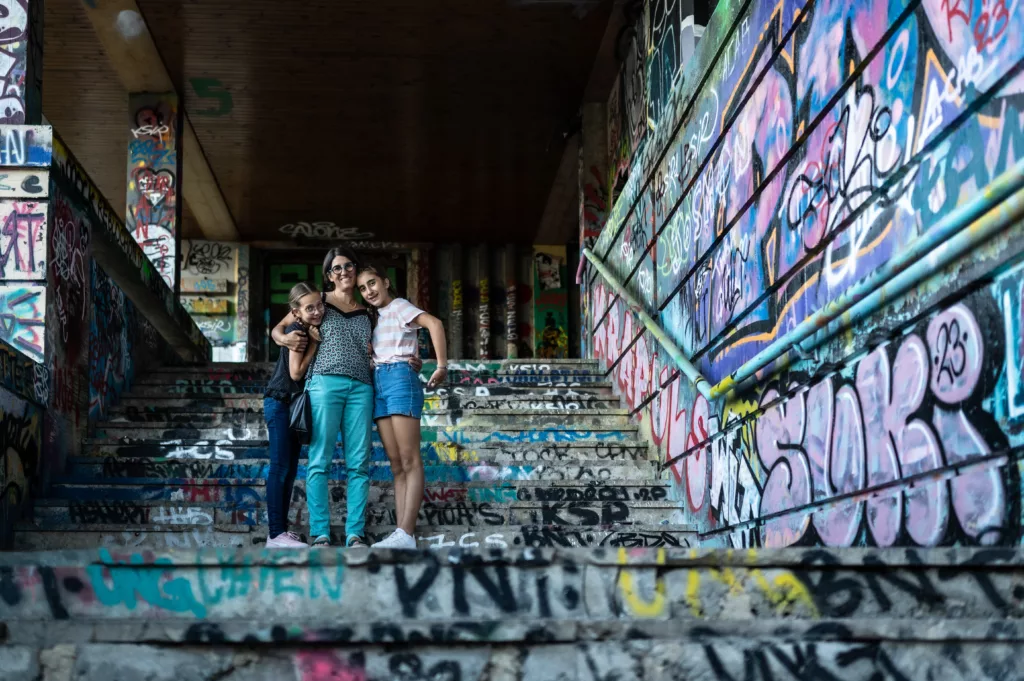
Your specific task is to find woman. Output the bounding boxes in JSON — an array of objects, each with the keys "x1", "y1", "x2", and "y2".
[{"x1": 271, "y1": 247, "x2": 374, "y2": 548}]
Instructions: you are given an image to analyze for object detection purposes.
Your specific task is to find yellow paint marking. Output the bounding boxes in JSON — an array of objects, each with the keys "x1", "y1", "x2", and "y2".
[
  {"x1": 752, "y1": 569, "x2": 819, "y2": 616},
  {"x1": 685, "y1": 568, "x2": 704, "y2": 617},
  {"x1": 616, "y1": 547, "x2": 667, "y2": 618}
]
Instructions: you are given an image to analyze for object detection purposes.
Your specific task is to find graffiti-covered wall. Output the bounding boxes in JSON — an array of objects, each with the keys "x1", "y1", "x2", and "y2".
[
  {"x1": 0, "y1": 338, "x2": 43, "y2": 548},
  {"x1": 585, "y1": 0, "x2": 1024, "y2": 547},
  {"x1": 180, "y1": 239, "x2": 250, "y2": 361}
]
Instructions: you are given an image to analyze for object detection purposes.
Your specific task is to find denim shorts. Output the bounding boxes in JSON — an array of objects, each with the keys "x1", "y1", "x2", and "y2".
[{"x1": 373, "y1": 362, "x2": 424, "y2": 420}]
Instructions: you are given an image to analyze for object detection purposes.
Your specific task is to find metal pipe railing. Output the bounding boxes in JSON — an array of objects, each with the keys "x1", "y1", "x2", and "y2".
[
  {"x1": 583, "y1": 157, "x2": 1024, "y2": 405},
  {"x1": 582, "y1": 248, "x2": 713, "y2": 400},
  {"x1": 708, "y1": 157, "x2": 1024, "y2": 399}
]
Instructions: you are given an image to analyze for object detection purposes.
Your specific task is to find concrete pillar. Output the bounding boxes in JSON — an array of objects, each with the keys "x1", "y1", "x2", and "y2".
[
  {"x1": 534, "y1": 246, "x2": 570, "y2": 359},
  {"x1": 476, "y1": 245, "x2": 491, "y2": 360},
  {"x1": 0, "y1": 0, "x2": 49, "y2": 364},
  {"x1": 448, "y1": 244, "x2": 463, "y2": 360},
  {"x1": 126, "y1": 92, "x2": 183, "y2": 294},
  {"x1": 503, "y1": 245, "x2": 518, "y2": 359},
  {"x1": 410, "y1": 246, "x2": 431, "y2": 358}
]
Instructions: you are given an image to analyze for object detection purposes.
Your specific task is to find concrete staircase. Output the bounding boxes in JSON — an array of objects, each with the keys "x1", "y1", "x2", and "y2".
[
  {"x1": 14, "y1": 359, "x2": 689, "y2": 551},
  {"x1": 3, "y1": 361, "x2": 1022, "y2": 679}
]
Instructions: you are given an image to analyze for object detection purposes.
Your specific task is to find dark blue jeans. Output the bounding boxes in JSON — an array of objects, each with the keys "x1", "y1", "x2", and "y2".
[{"x1": 264, "y1": 396, "x2": 300, "y2": 538}]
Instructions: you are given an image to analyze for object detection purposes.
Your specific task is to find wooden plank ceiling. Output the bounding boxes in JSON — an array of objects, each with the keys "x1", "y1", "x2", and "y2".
[{"x1": 42, "y1": 0, "x2": 611, "y2": 244}]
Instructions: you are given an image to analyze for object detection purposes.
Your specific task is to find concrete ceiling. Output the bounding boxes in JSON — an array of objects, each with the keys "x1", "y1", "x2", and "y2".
[{"x1": 42, "y1": 0, "x2": 613, "y2": 244}]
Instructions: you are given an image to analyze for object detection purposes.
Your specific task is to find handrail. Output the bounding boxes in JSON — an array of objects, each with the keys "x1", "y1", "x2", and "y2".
[
  {"x1": 708, "y1": 157, "x2": 1024, "y2": 399},
  {"x1": 582, "y1": 248, "x2": 712, "y2": 400},
  {"x1": 584, "y1": 157, "x2": 1024, "y2": 406}
]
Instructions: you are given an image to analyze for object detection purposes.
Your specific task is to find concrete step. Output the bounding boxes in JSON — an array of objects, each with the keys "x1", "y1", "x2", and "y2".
[
  {"x1": 126, "y1": 374, "x2": 606, "y2": 395},
  {"x1": 31, "y1": 498, "x2": 680, "y2": 527},
  {"x1": 135, "y1": 371, "x2": 611, "y2": 386},
  {"x1": 92, "y1": 413, "x2": 633, "y2": 438},
  {"x1": 64, "y1": 459, "x2": 658, "y2": 483},
  {"x1": 1, "y1": 547, "x2": 1018, "y2": 644},
  {"x1": 2, "y1": 637, "x2": 1020, "y2": 681},
  {"x1": 81, "y1": 441, "x2": 650, "y2": 463},
  {"x1": 144, "y1": 358, "x2": 602, "y2": 373},
  {"x1": 113, "y1": 385, "x2": 617, "y2": 407},
  {"x1": 12, "y1": 524, "x2": 694, "y2": 551},
  {"x1": 3, "y1": 635, "x2": 1019, "y2": 681},
  {"x1": 103, "y1": 400, "x2": 621, "y2": 423},
  {"x1": 48, "y1": 479, "x2": 670, "y2": 503},
  {"x1": 86, "y1": 426, "x2": 639, "y2": 446}
]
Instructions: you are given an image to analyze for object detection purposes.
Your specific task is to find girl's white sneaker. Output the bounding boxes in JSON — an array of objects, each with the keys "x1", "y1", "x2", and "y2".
[{"x1": 372, "y1": 528, "x2": 417, "y2": 549}]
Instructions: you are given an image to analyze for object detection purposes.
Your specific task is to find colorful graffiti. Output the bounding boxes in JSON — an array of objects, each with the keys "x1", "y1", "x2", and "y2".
[
  {"x1": 89, "y1": 263, "x2": 142, "y2": 422},
  {"x1": 126, "y1": 95, "x2": 181, "y2": 289},
  {"x1": 607, "y1": 0, "x2": 648, "y2": 196},
  {"x1": 180, "y1": 240, "x2": 245, "y2": 355},
  {"x1": 0, "y1": 199, "x2": 46, "y2": 279},
  {"x1": 587, "y1": 0, "x2": 1024, "y2": 548},
  {"x1": 534, "y1": 248, "x2": 570, "y2": 360},
  {"x1": 0, "y1": 284, "x2": 42, "y2": 361},
  {"x1": 50, "y1": 193, "x2": 89, "y2": 362},
  {"x1": 0, "y1": 0, "x2": 33, "y2": 124},
  {"x1": 0, "y1": 385, "x2": 40, "y2": 547},
  {"x1": 51, "y1": 133, "x2": 209, "y2": 359}
]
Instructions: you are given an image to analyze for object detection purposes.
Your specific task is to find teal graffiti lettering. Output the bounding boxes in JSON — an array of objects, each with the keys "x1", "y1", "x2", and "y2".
[
  {"x1": 309, "y1": 558, "x2": 345, "y2": 600},
  {"x1": 86, "y1": 549, "x2": 206, "y2": 617},
  {"x1": 273, "y1": 568, "x2": 304, "y2": 597}
]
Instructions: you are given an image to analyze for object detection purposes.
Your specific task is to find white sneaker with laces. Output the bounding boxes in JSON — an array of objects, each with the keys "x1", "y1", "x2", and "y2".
[
  {"x1": 371, "y1": 530, "x2": 403, "y2": 548},
  {"x1": 390, "y1": 528, "x2": 418, "y2": 549},
  {"x1": 372, "y1": 529, "x2": 418, "y2": 549}
]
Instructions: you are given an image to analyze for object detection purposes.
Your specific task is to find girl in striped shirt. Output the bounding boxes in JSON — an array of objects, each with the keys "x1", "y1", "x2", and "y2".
[{"x1": 357, "y1": 265, "x2": 448, "y2": 549}]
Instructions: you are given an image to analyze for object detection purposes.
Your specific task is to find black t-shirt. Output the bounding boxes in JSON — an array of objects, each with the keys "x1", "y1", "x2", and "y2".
[{"x1": 265, "y1": 321, "x2": 306, "y2": 401}]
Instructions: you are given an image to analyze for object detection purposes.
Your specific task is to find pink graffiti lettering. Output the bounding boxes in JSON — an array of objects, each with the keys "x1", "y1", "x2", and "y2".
[{"x1": 755, "y1": 304, "x2": 1000, "y2": 547}]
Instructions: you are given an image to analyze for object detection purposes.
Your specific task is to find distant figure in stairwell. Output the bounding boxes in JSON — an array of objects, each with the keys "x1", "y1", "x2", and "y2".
[
  {"x1": 262, "y1": 282, "x2": 323, "y2": 548},
  {"x1": 357, "y1": 265, "x2": 449, "y2": 550}
]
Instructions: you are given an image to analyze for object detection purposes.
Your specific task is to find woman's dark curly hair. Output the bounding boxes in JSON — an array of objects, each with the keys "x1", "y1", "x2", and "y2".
[{"x1": 321, "y1": 246, "x2": 361, "y2": 291}]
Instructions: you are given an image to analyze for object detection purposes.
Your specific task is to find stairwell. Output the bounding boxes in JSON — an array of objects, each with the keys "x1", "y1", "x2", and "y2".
[
  {"x1": 2, "y1": 361, "x2": 1021, "y2": 680},
  {"x1": 15, "y1": 359, "x2": 687, "y2": 551}
]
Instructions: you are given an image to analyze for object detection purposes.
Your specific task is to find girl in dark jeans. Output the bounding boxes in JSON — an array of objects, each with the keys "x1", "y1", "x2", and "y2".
[{"x1": 263, "y1": 282, "x2": 324, "y2": 548}]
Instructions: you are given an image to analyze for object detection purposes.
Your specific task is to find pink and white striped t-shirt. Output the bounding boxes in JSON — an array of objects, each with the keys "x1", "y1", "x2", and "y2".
[{"x1": 372, "y1": 297, "x2": 425, "y2": 364}]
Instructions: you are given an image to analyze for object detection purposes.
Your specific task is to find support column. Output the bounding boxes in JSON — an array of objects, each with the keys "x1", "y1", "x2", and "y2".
[
  {"x1": 503, "y1": 245, "x2": 518, "y2": 359},
  {"x1": 126, "y1": 92, "x2": 183, "y2": 295},
  {"x1": 477, "y1": 245, "x2": 491, "y2": 360},
  {"x1": 534, "y1": 246, "x2": 569, "y2": 359},
  {"x1": 448, "y1": 244, "x2": 463, "y2": 360}
]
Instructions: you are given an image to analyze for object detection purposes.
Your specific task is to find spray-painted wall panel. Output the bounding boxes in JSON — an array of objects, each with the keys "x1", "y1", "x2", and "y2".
[{"x1": 585, "y1": 0, "x2": 1024, "y2": 548}]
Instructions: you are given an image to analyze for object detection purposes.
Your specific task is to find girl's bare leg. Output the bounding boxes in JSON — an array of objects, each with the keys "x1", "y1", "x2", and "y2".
[
  {"x1": 376, "y1": 417, "x2": 406, "y2": 529},
  {"x1": 391, "y1": 415, "x2": 423, "y2": 535}
]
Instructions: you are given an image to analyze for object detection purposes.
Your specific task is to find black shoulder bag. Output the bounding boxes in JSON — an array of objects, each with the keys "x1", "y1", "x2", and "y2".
[{"x1": 289, "y1": 330, "x2": 321, "y2": 445}]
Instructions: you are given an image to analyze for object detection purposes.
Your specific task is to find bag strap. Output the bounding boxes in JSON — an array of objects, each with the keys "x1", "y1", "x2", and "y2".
[{"x1": 302, "y1": 325, "x2": 324, "y2": 390}]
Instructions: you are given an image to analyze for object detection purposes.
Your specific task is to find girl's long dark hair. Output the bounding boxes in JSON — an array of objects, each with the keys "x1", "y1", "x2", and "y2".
[{"x1": 321, "y1": 246, "x2": 361, "y2": 291}]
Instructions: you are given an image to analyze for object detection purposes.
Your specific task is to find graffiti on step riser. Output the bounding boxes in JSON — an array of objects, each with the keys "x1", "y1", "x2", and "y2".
[
  {"x1": 5, "y1": 547, "x2": 1024, "y2": 638},
  {"x1": 0, "y1": 637, "x2": 1014, "y2": 680}
]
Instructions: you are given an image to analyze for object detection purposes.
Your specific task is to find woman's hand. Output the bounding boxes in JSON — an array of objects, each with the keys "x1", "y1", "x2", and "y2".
[
  {"x1": 408, "y1": 356, "x2": 423, "y2": 372},
  {"x1": 426, "y1": 366, "x2": 448, "y2": 388},
  {"x1": 282, "y1": 329, "x2": 308, "y2": 352}
]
